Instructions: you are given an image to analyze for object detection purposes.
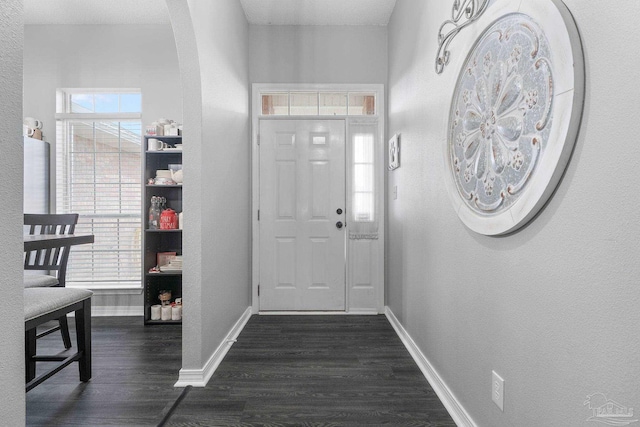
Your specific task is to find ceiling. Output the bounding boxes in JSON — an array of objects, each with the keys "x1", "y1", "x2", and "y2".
[
  {"x1": 25, "y1": 0, "x2": 396, "y2": 26},
  {"x1": 24, "y1": 0, "x2": 170, "y2": 25},
  {"x1": 240, "y1": 0, "x2": 397, "y2": 26}
]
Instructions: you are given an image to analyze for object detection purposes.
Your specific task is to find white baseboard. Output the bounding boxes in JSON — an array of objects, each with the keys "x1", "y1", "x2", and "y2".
[
  {"x1": 174, "y1": 306, "x2": 252, "y2": 388},
  {"x1": 258, "y1": 310, "x2": 379, "y2": 315},
  {"x1": 385, "y1": 306, "x2": 477, "y2": 427},
  {"x1": 347, "y1": 308, "x2": 381, "y2": 315},
  {"x1": 90, "y1": 305, "x2": 143, "y2": 317}
]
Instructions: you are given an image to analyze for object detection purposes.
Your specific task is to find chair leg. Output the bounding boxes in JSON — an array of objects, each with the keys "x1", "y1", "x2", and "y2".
[
  {"x1": 59, "y1": 314, "x2": 72, "y2": 349},
  {"x1": 25, "y1": 329, "x2": 36, "y2": 383},
  {"x1": 75, "y1": 299, "x2": 92, "y2": 382}
]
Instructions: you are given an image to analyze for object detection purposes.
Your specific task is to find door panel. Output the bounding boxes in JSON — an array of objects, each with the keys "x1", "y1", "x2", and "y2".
[
  {"x1": 259, "y1": 120, "x2": 346, "y2": 311},
  {"x1": 276, "y1": 161, "x2": 296, "y2": 219}
]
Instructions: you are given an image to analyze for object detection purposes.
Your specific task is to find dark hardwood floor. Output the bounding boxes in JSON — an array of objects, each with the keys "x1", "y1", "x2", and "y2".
[
  {"x1": 26, "y1": 317, "x2": 183, "y2": 426},
  {"x1": 166, "y1": 315, "x2": 455, "y2": 427},
  {"x1": 27, "y1": 315, "x2": 455, "y2": 427}
]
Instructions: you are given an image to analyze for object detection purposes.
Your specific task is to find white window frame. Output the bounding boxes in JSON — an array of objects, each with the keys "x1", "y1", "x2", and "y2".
[
  {"x1": 55, "y1": 88, "x2": 143, "y2": 292},
  {"x1": 259, "y1": 89, "x2": 378, "y2": 117}
]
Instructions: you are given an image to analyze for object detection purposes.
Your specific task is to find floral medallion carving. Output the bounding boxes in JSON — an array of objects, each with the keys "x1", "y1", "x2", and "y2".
[{"x1": 446, "y1": 4, "x2": 584, "y2": 235}]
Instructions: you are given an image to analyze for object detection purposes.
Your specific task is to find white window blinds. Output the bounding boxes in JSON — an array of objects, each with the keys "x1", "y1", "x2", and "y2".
[
  {"x1": 348, "y1": 121, "x2": 379, "y2": 240},
  {"x1": 56, "y1": 90, "x2": 142, "y2": 288}
]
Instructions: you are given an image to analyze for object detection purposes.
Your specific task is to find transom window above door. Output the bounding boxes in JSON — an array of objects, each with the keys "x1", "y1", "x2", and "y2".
[{"x1": 261, "y1": 91, "x2": 376, "y2": 116}]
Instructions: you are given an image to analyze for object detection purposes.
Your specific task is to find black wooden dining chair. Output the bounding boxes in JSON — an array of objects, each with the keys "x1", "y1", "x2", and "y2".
[{"x1": 24, "y1": 213, "x2": 80, "y2": 349}]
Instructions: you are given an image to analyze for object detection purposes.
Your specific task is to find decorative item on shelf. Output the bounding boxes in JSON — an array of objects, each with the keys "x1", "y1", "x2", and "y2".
[
  {"x1": 158, "y1": 290, "x2": 172, "y2": 306},
  {"x1": 145, "y1": 117, "x2": 182, "y2": 136},
  {"x1": 171, "y1": 298, "x2": 182, "y2": 321},
  {"x1": 148, "y1": 139, "x2": 175, "y2": 151},
  {"x1": 166, "y1": 125, "x2": 179, "y2": 136},
  {"x1": 168, "y1": 164, "x2": 183, "y2": 184},
  {"x1": 24, "y1": 116, "x2": 42, "y2": 129},
  {"x1": 178, "y1": 211, "x2": 183, "y2": 230},
  {"x1": 150, "y1": 305, "x2": 161, "y2": 320},
  {"x1": 154, "y1": 170, "x2": 176, "y2": 185},
  {"x1": 24, "y1": 116, "x2": 44, "y2": 140},
  {"x1": 161, "y1": 305, "x2": 172, "y2": 321},
  {"x1": 161, "y1": 145, "x2": 182, "y2": 152},
  {"x1": 154, "y1": 178, "x2": 176, "y2": 186},
  {"x1": 148, "y1": 196, "x2": 161, "y2": 229},
  {"x1": 160, "y1": 208, "x2": 178, "y2": 230},
  {"x1": 153, "y1": 295, "x2": 182, "y2": 321},
  {"x1": 157, "y1": 251, "x2": 177, "y2": 268},
  {"x1": 159, "y1": 255, "x2": 182, "y2": 273}
]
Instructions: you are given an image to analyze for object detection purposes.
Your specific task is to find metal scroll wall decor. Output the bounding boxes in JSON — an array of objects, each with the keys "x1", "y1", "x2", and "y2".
[
  {"x1": 444, "y1": 0, "x2": 585, "y2": 235},
  {"x1": 436, "y1": 0, "x2": 490, "y2": 74}
]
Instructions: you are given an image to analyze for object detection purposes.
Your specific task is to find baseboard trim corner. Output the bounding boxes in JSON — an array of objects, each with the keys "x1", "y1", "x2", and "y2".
[
  {"x1": 384, "y1": 306, "x2": 477, "y2": 427},
  {"x1": 174, "y1": 306, "x2": 252, "y2": 388}
]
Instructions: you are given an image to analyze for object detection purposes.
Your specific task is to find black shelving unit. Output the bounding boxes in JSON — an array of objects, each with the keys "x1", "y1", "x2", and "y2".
[{"x1": 142, "y1": 135, "x2": 182, "y2": 325}]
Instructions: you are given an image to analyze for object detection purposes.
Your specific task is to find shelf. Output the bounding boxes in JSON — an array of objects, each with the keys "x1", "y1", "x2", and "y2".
[
  {"x1": 146, "y1": 272, "x2": 183, "y2": 277},
  {"x1": 144, "y1": 319, "x2": 182, "y2": 325},
  {"x1": 143, "y1": 132, "x2": 183, "y2": 326},
  {"x1": 144, "y1": 135, "x2": 182, "y2": 139}
]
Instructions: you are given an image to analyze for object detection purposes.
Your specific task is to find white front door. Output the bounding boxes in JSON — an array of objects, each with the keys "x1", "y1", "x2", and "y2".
[{"x1": 259, "y1": 119, "x2": 346, "y2": 311}]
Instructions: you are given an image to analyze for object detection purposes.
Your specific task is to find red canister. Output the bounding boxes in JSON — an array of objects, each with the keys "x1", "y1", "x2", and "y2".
[{"x1": 160, "y1": 208, "x2": 178, "y2": 229}]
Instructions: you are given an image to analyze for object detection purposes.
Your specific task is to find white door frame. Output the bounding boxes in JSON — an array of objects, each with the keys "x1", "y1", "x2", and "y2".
[{"x1": 251, "y1": 83, "x2": 385, "y2": 314}]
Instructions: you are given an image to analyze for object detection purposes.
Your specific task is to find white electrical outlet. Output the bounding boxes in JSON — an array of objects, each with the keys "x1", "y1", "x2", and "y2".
[{"x1": 492, "y1": 371, "x2": 504, "y2": 411}]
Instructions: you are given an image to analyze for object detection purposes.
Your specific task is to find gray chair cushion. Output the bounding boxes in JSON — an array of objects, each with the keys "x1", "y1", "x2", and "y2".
[
  {"x1": 24, "y1": 273, "x2": 59, "y2": 288},
  {"x1": 24, "y1": 288, "x2": 93, "y2": 322}
]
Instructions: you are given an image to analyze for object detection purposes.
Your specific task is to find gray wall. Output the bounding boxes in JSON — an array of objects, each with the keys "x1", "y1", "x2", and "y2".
[
  {"x1": 250, "y1": 25, "x2": 387, "y2": 84},
  {"x1": 24, "y1": 23, "x2": 183, "y2": 195},
  {"x1": 167, "y1": 0, "x2": 251, "y2": 370},
  {"x1": 23, "y1": 24, "x2": 182, "y2": 311},
  {"x1": 0, "y1": 0, "x2": 25, "y2": 424},
  {"x1": 387, "y1": 1, "x2": 640, "y2": 426}
]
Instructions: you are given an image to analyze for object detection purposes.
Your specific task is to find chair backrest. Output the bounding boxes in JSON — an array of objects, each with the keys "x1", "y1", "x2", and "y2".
[{"x1": 24, "y1": 214, "x2": 80, "y2": 287}]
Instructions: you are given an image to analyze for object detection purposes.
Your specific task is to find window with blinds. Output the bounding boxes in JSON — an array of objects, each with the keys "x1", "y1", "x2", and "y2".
[
  {"x1": 348, "y1": 123, "x2": 379, "y2": 240},
  {"x1": 353, "y1": 133, "x2": 375, "y2": 222},
  {"x1": 56, "y1": 90, "x2": 142, "y2": 288}
]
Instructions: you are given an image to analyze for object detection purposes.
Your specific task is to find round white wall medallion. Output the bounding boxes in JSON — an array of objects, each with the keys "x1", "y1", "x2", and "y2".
[{"x1": 445, "y1": 0, "x2": 584, "y2": 235}]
